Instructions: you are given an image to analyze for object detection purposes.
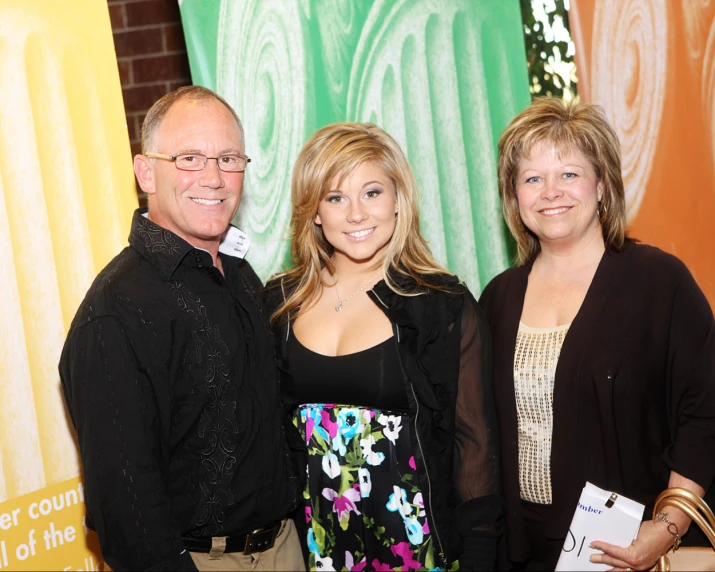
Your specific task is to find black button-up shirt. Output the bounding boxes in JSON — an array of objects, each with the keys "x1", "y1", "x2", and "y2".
[{"x1": 59, "y1": 208, "x2": 297, "y2": 571}]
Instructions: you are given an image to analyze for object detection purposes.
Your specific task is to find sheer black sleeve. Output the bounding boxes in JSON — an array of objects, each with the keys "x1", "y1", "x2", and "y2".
[
  {"x1": 60, "y1": 316, "x2": 197, "y2": 572},
  {"x1": 452, "y1": 292, "x2": 504, "y2": 569}
]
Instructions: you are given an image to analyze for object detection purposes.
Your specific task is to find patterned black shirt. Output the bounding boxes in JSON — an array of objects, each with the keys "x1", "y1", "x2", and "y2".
[{"x1": 59, "y1": 208, "x2": 297, "y2": 571}]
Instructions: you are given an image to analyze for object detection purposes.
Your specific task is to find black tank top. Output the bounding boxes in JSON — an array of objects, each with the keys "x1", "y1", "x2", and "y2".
[{"x1": 288, "y1": 334, "x2": 409, "y2": 412}]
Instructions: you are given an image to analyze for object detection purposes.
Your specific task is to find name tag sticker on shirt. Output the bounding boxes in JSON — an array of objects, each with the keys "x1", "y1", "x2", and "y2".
[
  {"x1": 555, "y1": 482, "x2": 644, "y2": 571},
  {"x1": 219, "y1": 226, "x2": 250, "y2": 259}
]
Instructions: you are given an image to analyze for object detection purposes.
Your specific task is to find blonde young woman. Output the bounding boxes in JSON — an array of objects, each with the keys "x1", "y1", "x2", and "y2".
[
  {"x1": 266, "y1": 123, "x2": 502, "y2": 571},
  {"x1": 479, "y1": 98, "x2": 715, "y2": 571}
]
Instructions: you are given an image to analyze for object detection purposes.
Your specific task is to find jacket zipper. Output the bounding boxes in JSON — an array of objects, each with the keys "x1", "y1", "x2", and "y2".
[
  {"x1": 391, "y1": 322, "x2": 447, "y2": 567},
  {"x1": 371, "y1": 289, "x2": 447, "y2": 563}
]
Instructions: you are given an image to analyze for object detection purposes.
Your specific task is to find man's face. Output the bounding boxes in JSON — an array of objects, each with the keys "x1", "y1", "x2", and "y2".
[{"x1": 137, "y1": 98, "x2": 245, "y2": 251}]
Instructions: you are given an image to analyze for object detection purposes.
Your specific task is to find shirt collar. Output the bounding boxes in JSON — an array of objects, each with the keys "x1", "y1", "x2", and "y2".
[{"x1": 128, "y1": 207, "x2": 251, "y2": 280}]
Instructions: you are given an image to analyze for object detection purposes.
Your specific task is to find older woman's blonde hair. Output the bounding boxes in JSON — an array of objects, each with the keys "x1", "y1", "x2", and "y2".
[
  {"x1": 497, "y1": 97, "x2": 626, "y2": 265},
  {"x1": 271, "y1": 122, "x2": 450, "y2": 324}
]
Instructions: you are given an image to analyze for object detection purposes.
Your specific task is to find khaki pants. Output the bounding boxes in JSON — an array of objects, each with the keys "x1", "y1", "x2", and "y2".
[{"x1": 189, "y1": 519, "x2": 305, "y2": 571}]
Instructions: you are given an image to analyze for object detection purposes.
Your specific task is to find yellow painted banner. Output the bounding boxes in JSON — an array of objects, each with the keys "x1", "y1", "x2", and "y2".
[
  {"x1": 0, "y1": 0, "x2": 136, "y2": 569},
  {"x1": 0, "y1": 477, "x2": 102, "y2": 571}
]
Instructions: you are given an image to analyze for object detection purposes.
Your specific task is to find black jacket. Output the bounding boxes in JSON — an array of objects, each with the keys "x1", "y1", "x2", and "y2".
[
  {"x1": 479, "y1": 240, "x2": 715, "y2": 566},
  {"x1": 266, "y1": 272, "x2": 504, "y2": 569}
]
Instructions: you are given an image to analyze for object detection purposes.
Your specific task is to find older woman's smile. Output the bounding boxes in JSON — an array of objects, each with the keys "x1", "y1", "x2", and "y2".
[{"x1": 538, "y1": 206, "x2": 572, "y2": 216}]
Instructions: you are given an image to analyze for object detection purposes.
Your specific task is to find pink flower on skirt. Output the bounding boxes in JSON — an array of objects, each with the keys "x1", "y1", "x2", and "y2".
[
  {"x1": 322, "y1": 486, "x2": 361, "y2": 526},
  {"x1": 391, "y1": 542, "x2": 421, "y2": 570}
]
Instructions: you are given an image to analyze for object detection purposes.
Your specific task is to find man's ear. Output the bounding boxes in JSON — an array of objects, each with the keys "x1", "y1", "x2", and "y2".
[{"x1": 134, "y1": 155, "x2": 156, "y2": 195}]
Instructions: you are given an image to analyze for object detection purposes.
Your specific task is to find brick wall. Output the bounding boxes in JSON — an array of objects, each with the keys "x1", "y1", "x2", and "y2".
[{"x1": 108, "y1": 0, "x2": 192, "y2": 200}]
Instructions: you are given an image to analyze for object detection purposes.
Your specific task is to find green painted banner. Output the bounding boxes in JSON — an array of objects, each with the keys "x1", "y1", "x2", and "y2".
[{"x1": 180, "y1": 0, "x2": 530, "y2": 294}]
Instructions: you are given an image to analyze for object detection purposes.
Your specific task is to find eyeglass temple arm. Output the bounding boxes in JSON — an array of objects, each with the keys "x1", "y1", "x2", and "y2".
[{"x1": 145, "y1": 152, "x2": 175, "y2": 160}]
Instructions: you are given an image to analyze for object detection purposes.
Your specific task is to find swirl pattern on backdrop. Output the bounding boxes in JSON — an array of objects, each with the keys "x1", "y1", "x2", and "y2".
[
  {"x1": 314, "y1": 0, "x2": 370, "y2": 119},
  {"x1": 217, "y1": 0, "x2": 313, "y2": 279},
  {"x1": 682, "y1": 0, "x2": 715, "y2": 65},
  {"x1": 591, "y1": 0, "x2": 668, "y2": 222},
  {"x1": 702, "y1": 17, "x2": 715, "y2": 173},
  {"x1": 346, "y1": 0, "x2": 512, "y2": 292}
]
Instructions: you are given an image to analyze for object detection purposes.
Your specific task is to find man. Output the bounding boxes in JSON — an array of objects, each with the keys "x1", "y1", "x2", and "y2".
[{"x1": 59, "y1": 86, "x2": 303, "y2": 571}]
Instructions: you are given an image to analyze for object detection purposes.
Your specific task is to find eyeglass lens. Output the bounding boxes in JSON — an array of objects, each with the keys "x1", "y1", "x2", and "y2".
[{"x1": 175, "y1": 154, "x2": 247, "y2": 172}]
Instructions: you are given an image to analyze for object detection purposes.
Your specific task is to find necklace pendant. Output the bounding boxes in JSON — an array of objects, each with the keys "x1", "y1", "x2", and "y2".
[{"x1": 335, "y1": 302, "x2": 343, "y2": 312}]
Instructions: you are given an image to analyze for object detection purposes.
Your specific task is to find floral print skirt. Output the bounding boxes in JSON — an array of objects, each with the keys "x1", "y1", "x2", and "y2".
[{"x1": 294, "y1": 403, "x2": 445, "y2": 571}]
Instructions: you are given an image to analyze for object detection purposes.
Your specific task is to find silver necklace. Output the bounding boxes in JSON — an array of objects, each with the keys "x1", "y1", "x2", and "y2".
[{"x1": 334, "y1": 282, "x2": 372, "y2": 312}]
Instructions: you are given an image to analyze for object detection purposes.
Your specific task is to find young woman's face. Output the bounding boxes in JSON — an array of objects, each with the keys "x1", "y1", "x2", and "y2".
[{"x1": 315, "y1": 161, "x2": 398, "y2": 266}]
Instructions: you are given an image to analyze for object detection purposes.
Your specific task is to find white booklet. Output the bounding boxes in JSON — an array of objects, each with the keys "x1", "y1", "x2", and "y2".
[{"x1": 555, "y1": 482, "x2": 645, "y2": 571}]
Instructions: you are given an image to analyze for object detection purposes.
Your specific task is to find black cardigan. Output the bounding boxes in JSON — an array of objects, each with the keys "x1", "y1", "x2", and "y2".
[
  {"x1": 479, "y1": 240, "x2": 715, "y2": 565},
  {"x1": 266, "y1": 272, "x2": 504, "y2": 569}
]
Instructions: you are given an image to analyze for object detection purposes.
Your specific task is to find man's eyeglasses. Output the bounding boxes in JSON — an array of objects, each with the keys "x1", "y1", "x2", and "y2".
[{"x1": 146, "y1": 152, "x2": 251, "y2": 172}]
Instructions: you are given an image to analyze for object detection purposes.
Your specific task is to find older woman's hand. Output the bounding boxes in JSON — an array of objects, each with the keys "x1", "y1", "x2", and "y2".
[
  {"x1": 588, "y1": 518, "x2": 677, "y2": 571},
  {"x1": 590, "y1": 472, "x2": 704, "y2": 570}
]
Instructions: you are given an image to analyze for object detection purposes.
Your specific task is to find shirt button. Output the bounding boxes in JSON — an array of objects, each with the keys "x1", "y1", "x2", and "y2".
[{"x1": 197, "y1": 263, "x2": 203, "y2": 268}]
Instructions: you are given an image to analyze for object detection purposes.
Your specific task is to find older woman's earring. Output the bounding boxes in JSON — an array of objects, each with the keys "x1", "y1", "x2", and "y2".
[{"x1": 598, "y1": 200, "x2": 608, "y2": 221}]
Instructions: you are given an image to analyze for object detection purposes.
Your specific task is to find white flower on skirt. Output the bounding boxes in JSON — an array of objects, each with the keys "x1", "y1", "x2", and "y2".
[
  {"x1": 413, "y1": 492, "x2": 426, "y2": 517},
  {"x1": 386, "y1": 485, "x2": 413, "y2": 517},
  {"x1": 357, "y1": 467, "x2": 372, "y2": 497},
  {"x1": 315, "y1": 554, "x2": 335, "y2": 571},
  {"x1": 377, "y1": 414, "x2": 403, "y2": 445},
  {"x1": 321, "y1": 451, "x2": 341, "y2": 479},
  {"x1": 359, "y1": 435, "x2": 386, "y2": 466}
]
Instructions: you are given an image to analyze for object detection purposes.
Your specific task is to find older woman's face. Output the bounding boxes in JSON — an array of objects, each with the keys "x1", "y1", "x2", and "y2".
[{"x1": 516, "y1": 141, "x2": 604, "y2": 250}]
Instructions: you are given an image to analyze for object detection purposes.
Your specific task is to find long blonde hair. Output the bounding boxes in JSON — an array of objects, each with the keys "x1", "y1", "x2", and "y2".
[
  {"x1": 270, "y1": 122, "x2": 450, "y2": 325},
  {"x1": 497, "y1": 97, "x2": 626, "y2": 265}
]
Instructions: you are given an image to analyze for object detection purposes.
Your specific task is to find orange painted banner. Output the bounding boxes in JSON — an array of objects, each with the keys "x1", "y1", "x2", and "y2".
[{"x1": 570, "y1": 0, "x2": 715, "y2": 307}]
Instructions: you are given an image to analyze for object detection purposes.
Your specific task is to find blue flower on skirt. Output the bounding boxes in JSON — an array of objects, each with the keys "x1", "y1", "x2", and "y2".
[
  {"x1": 307, "y1": 528, "x2": 320, "y2": 554},
  {"x1": 332, "y1": 432, "x2": 347, "y2": 456},
  {"x1": 386, "y1": 486, "x2": 412, "y2": 517},
  {"x1": 337, "y1": 408, "x2": 364, "y2": 439},
  {"x1": 403, "y1": 515, "x2": 425, "y2": 545}
]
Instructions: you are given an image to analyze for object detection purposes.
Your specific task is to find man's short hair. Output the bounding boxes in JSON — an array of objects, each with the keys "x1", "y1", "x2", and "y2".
[{"x1": 141, "y1": 85, "x2": 244, "y2": 153}]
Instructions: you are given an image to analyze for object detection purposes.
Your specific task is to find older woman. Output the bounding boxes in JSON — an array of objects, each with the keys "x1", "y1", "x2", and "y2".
[
  {"x1": 479, "y1": 98, "x2": 715, "y2": 571},
  {"x1": 266, "y1": 122, "x2": 502, "y2": 571}
]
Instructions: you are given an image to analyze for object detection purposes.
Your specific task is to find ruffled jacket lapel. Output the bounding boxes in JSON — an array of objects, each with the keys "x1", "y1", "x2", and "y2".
[{"x1": 369, "y1": 273, "x2": 463, "y2": 415}]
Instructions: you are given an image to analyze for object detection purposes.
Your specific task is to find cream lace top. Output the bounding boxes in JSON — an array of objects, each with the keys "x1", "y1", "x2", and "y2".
[{"x1": 513, "y1": 321, "x2": 570, "y2": 504}]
